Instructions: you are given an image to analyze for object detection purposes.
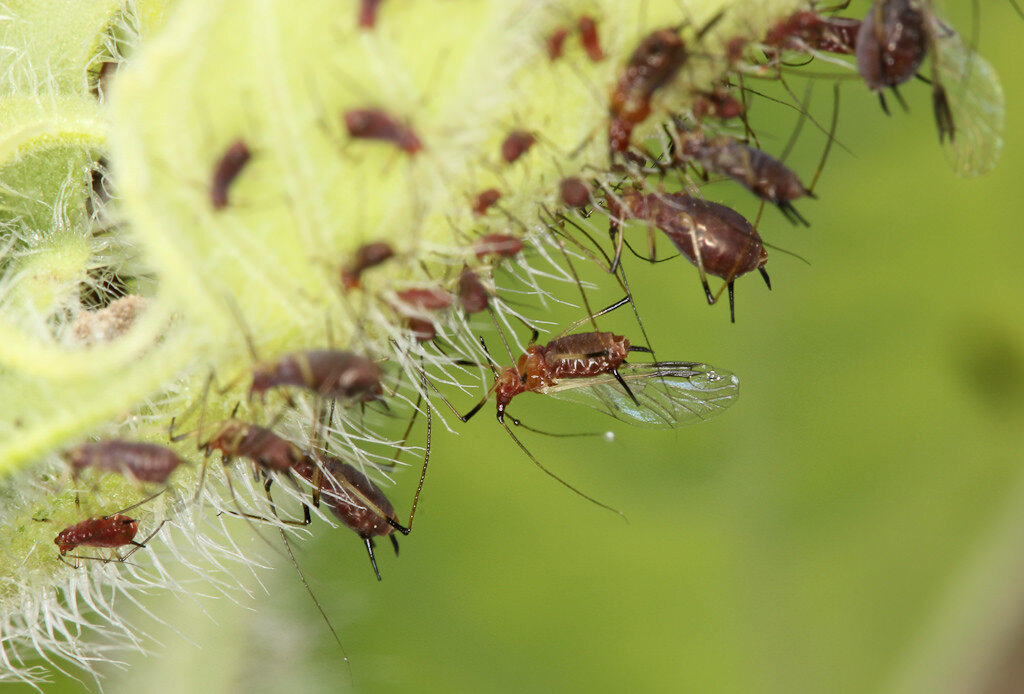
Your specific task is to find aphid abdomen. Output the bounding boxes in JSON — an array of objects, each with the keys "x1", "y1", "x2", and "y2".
[
  {"x1": 857, "y1": 0, "x2": 927, "y2": 91},
  {"x1": 223, "y1": 423, "x2": 304, "y2": 474},
  {"x1": 54, "y1": 515, "x2": 138, "y2": 554},
  {"x1": 543, "y1": 332, "x2": 630, "y2": 378},
  {"x1": 67, "y1": 440, "x2": 184, "y2": 484},
  {"x1": 315, "y1": 458, "x2": 397, "y2": 539},
  {"x1": 658, "y1": 196, "x2": 767, "y2": 280}
]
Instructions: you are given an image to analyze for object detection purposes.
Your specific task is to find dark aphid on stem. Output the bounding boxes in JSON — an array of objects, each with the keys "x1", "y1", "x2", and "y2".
[
  {"x1": 609, "y1": 28, "x2": 688, "y2": 155},
  {"x1": 250, "y1": 350, "x2": 384, "y2": 403},
  {"x1": 856, "y1": 0, "x2": 928, "y2": 114},
  {"x1": 65, "y1": 440, "x2": 186, "y2": 486},
  {"x1": 546, "y1": 27, "x2": 570, "y2": 60},
  {"x1": 560, "y1": 177, "x2": 591, "y2": 208},
  {"x1": 394, "y1": 287, "x2": 454, "y2": 343},
  {"x1": 210, "y1": 139, "x2": 251, "y2": 210},
  {"x1": 764, "y1": 9, "x2": 861, "y2": 55},
  {"x1": 474, "y1": 233, "x2": 524, "y2": 260},
  {"x1": 669, "y1": 123, "x2": 815, "y2": 225},
  {"x1": 358, "y1": 0, "x2": 384, "y2": 28},
  {"x1": 303, "y1": 455, "x2": 405, "y2": 581},
  {"x1": 607, "y1": 192, "x2": 770, "y2": 322},
  {"x1": 340, "y1": 241, "x2": 395, "y2": 291},
  {"x1": 578, "y1": 16, "x2": 605, "y2": 61},
  {"x1": 472, "y1": 188, "x2": 502, "y2": 216},
  {"x1": 344, "y1": 108, "x2": 423, "y2": 155},
  {"x1": 457, "y1": 269, "x2": 490, "y2": 315},
  {"x1": 501, "y1": 130, "x2": 537, "y2": 164}
]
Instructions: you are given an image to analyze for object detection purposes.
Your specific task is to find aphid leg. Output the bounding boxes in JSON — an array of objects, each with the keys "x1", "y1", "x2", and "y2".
[
  {"x1": 404, "y1": 375, "x2": 432, "y2": 531},
  {"x1": 119, "y1": 519, "x2": 169, "y2": 562}
]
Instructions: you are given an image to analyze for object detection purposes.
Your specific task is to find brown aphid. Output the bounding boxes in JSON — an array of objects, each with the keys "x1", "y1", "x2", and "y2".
[
  {"x1": 472, "y1": 188, "x2": 502, "y2": 216},
  {"x1": 210, "y1": 140, "x2": 251, "y2": 210},
  {"x1": 578, "y1": 16, "x2": 605, "y2": 61},
  {"x1": 692, "y1": 87, "x2": 744, "y2": 121},
  {"x1": 474, "y1": 233, "x2": 524, "y2": 260},
  {"x1": 200, "y1": 420, "x2": 311, "y2": 476},
  {"x1": 764, "y1": 10, "x2": 861, "y2": 55},
  {"x1": 856, "y1": 0, "x2": 927, "y2": 113},
  {"x1": 609, "y1": 28, "x2": 688, "y2": 154},
  {"x1": 501, "y1": 130, "x2": 536, "y2": 164},
  {"x1": 457, "y1": 268, "x2": 489, "y2": 315},
  {"x1": 559, "y1": 177, "x2": 590, "y2": 208},
  {"x1": 340, "y1": 241, "x2": 395, "y2": 291},
  {"x1": 673, "y1": 126, "x2": 814, "y2": 225},
  {"x1": 546, "y1": 27, "x2": 570, "y2": 60},
  {"x1": 608, "y1": 191, "x2": 770, "y2": 322},
  {"x1": 65, "y1": 440, "x2": 185, "y2": 485},
  {"x1": 394, "y1": 287, "x2": 454, "y2": 311},
  {"x1": 299, "y1": 454, "x2": 405, "y2": 581},
  {"x1": 250, "y1": 350, "x2": 383, "y2": 402},
  {"x1": 344, "y1": 108, "x2": 422, "y2": 155},
  {"x1": 358, "y1": 0, "x2": 384, "y2": 28}
]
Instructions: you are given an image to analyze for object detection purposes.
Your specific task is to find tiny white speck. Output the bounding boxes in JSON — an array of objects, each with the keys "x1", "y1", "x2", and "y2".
[{"x1": 603, "y1": 431, "x2": 615, "y2": 442}]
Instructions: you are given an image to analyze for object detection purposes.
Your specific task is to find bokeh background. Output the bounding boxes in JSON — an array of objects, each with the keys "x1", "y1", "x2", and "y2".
[{"x1": 16, "y1": 1, "x2": 1024, "y2": 692}]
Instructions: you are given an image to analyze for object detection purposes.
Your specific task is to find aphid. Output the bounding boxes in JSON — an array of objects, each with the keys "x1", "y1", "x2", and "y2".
[
  {"x1": 54, "y1": 494, "x2": 166, "y2": 568},
  {"x1": 670, "y1": 124, "x2": 814, "y2": 225},
  {"x1": 501, "y1": 130, "x2": 536, "y2": 164},
  {"x1": 857, "y1": 0, "x2": 1003, "y2": 175},
  {"x1": 443, "y1": 322, "x2": 738, "y2": 511},
  {"x1": 65, "y1": 440, "x2": 185, "y2": 485},
  {"x1": 559, "y1": 177, "x2": 591, "y2": 208},
  {"x1": 302, "y1": 455, "x2": 406, "y2": 581},
  {"x1": 691, "y1": 87, "x2": 745, "y2": 121},
  {"x1": 474, "y1": 233, "x2": 524, "y2": 260},
  {"x1": 578, "y1": 16, "x2": 605, "y2": 61},
  {"x1": 856, "y1": 0, "x2": 928, "y2": 114},
  {"x1": 210, "y1": 139, "x2": 251, "y2": 210},
  {"x1": 358, "y1": 0, "x2": 384, "y2": 28},
  {"x1": 250, "y1": 350, "x2": 384, "y2": 403},
  {"x1": 764, "y1": 9, "x2": 861, "y2": 55},
  {"x1": 609, "y1": 28, "x2": 688, "y2": 154},
  {"x1": 394, "y1": 287, "x2": 454, "y2": 311},
  {"x1": 607, "y1": 191, "x2": 770, "y2": 322},
  {"x1": 472, "y1": 188, "x2": 502, "y2": 216},
  {"x1": 344, "y1": 108, "x2": 422, "y2": 155},
  {"x1": 198, "y1": 420, "x2": 312, "y2": 477},
  {"x1": 546, "y1": 27, "x2": 570, "y2": 60},
  {"x1": 340, "y1": 241, "x2": 395, "y2": 291},
  {"x1": 457, "y1": 268, "x2": 490, "y2": 315}
]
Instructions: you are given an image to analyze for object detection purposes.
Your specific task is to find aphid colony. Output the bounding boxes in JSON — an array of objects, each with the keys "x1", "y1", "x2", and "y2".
[{"x1": 53, "y1": 0, "x2": 1000, "y2": 669}]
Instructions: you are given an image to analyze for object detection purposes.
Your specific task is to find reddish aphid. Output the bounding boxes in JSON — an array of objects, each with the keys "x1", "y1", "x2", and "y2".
[
  {"x1": 65, "y1": 440, "x2": 185, "y2": 485},
  {"x1": 501, "y1": 130, "x2": 536, "y2": 164},
  {"x1": 358, "y1": 0, "x2": 384, "y2": 28},
  {"x1": 474, "y1": 233, "x2": 524, "y2": 260},
  {"x1": 609, "y1": 28, "x2": 688, "y2": 154},
  {"x1": 250, "y1": 350, "x2": 383, "y2": 403},
  {"x1": 200, "y1": 420, "x2": 310, "y2": 476},
  {"x1": 472, "y1": 188, "x2": 502, "y2": 216},
  {"x1": 340, "y1": 241, "x2": 395, "y2": 291},
  {"x1": 671, "y1": 125, "x2": 814, "y2": 225},
  {"x1": 344, "y1": 108, "x2": 422, "y2": 155},
  {"x1": 607, "y1": 191, "x2": 770, "y2": 322},
  {"x1": 559, "y1": 177, "x2": 591, "y2": 208},
  {"x1": 764, "y1": 9, "x2": 861, "y2": 55},
  {"x1": 692, "y1": 87, "x2": 745, "y2": 121},
  {"x1": 578, "y1": 16, "x2": 605, "y2": 61},
  {"x1": 210, "y1": 139, "x2": 251, "y2": 210},
  {"x1": 546, "y1": 27, "x2": 570, "y2": 60},
  {"x1": 55, "y1": 515, "x2": 139, "y2": 558},
  {"x1": 301, "y1": 455, "x2": 405, "y2": 581},
  {"x1": 394, "y1": 287, "x2": 454, "y2": 342},
  {"x1": 457, "y1": 269, "x2": 489, "y2": 315}
]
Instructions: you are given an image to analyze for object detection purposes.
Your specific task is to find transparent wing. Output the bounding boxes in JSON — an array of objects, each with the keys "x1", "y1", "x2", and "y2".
[
  {"x1": 930, "y1": 17, "x2": 1005, "y2": 177},
  {"x1": 538, "y1": 361, "x2": 739, "y2": 428}
]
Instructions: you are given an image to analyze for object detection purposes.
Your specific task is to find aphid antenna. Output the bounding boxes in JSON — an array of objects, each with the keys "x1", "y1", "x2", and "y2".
[
  {"x1": 497, "y1": 417, "x2": 627, "y2": 521},
  {"x1": 277, "y1": 528, "x2": 353, "y2": 682},
  {"x1": 804, "y1": 80, "x2": 843, "y2": 195}
]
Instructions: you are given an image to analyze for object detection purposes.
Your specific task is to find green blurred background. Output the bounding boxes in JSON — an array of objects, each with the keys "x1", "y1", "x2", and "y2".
[{"x1": 18, "y1": 2, "x2": 1024, "y2": 692}]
